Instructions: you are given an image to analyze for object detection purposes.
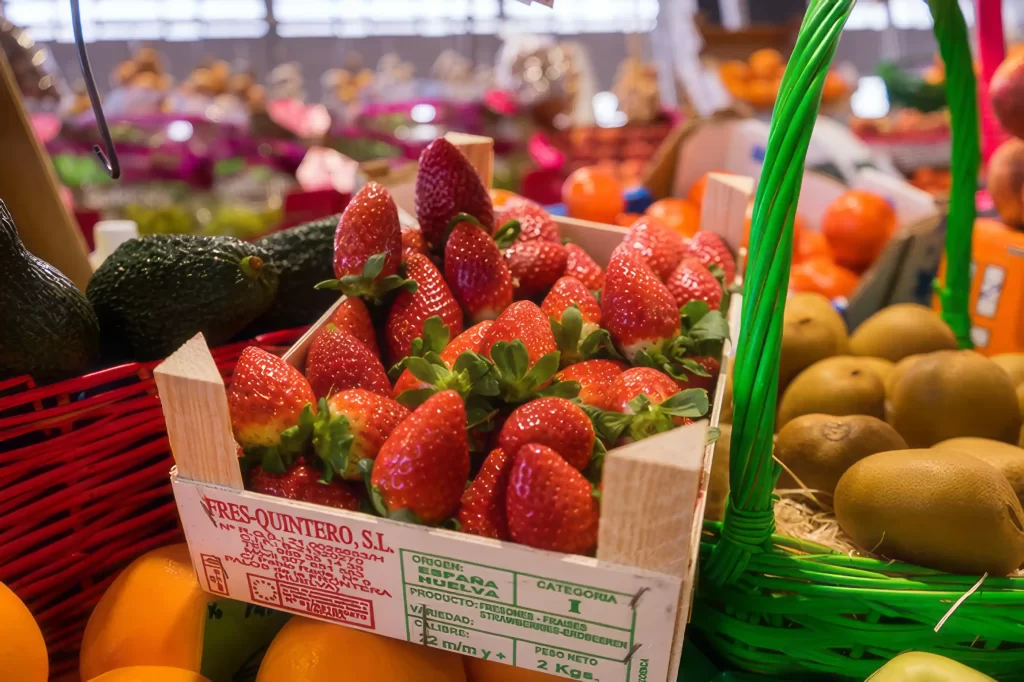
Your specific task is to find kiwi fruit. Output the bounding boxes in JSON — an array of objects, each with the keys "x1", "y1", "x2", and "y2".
[
  {"x1": 868, "y1": 652, "x2": 997, "y2": 682},
  {"x1": 855, "y1": 356, "x2": 896, "y2": 385},
  {"x1": 778, "y1": 356, "x2": 886, "y2": 430},
  {"x1": 849, "y1": 303, "x2": 957, "y2": 362},
  {"x1": 994, "y1": 353, "x2": 1024, "y2": 387},
  {"x1": 933, "y1": 437, "x2": 1024, "y2": 504},
  {"x1": 835, "y1": 449, "x2": 1024, "y2": 574},
  {"x1": 889, "y1": 350, "x2": 1022, "y2": 447},
  {"x1": 705, "y1": 424, "x2": 731, "y2": 522},
  {"x1": 775, "y1": 414, "x2": 907, "y2": 496},
  {"x1": 780, "y1": 293, "x2": 849, "y2": 390}
]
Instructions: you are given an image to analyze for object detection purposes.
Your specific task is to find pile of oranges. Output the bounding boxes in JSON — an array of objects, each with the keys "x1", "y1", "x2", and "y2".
[{"x1": 719, "y1": 48, "x2": 849, "y2": 110}]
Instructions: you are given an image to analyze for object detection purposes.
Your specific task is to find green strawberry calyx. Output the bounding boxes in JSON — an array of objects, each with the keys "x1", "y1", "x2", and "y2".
[
  {"x1": 311, "y1": 397, "x2": 358, "y2": 483},
  {"x1": 486, "y1": 340, "x2": 580, "y2": 404},
  {"x1": 395, "y1": 350, "x2": 499, "y2": 410},
  {"x1": 239, "y1": 402, "x2": 316, "y2": 476},
  {"x1": 445, "y1": 212, "x2": 521, "y2": 251},
  {"x1": 625, "y1": 389, "x2": 709, "y2": 442},
  {"x1": 315, "y1": 252, "x2": 418, "y2": 304},
  {"x1": 549, "y1": 305, "x2": 623, "y2": 367},
  {"x1": 634, "y1": 301, "x2": 729, "y2": 382},
  {"x1": 389, "y1": 315, "x2": 451, "y2": 380}
]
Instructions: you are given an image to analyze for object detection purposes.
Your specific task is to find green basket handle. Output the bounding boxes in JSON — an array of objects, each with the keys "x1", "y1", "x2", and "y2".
[{"x1": 705, "y1": 0, "x2": 979, "y2": 586}]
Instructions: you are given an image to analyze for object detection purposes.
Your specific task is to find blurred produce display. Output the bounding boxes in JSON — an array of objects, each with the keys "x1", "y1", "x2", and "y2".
[{"x1": 718, "y1": 48, "x2": 850, "y2": 111}]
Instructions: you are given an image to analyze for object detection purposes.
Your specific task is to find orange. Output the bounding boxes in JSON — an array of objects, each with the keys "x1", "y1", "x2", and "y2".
[
  {"x1": 719, "y1": 60, "x2": 751, "y2": 84},
  {"x1": 80, "y1": 545, "x2": 208, "y2": 681},
  {"x1": 87, "y1": 667, "x2": 211, "y2": 682},
  {"x1": 646, "y1": 198, "x2": 701, "y2": 238},
  {"x1": 257, "y1": 617, "x2": 465, "y2": 681},
  {"x1": 464, "y1": 656, "x2": 559, "y2": 681},
  {"x1": 749, "y1": 48, "x2": 784, "y2": 79},
  {"x1": 489, "y1": 188, "x2": 520, "y2": 208},
  {"x1": 789, "y1": 258, "x2": 859, "y2": 300},
  {"x1": 615, "y1": 212, "x2": 642, "y2": 227},
  {"x1": 822, "y1": 71, "x2": 848, "y2": 102},
  {"x1": 562, "y1": 166, "x2": 625, "y2": 224},
  {"x1": 0, "y1": 582, "x2": 48, "y2": 682},
  {"x1": 745, "y1": 78, "x2": 777, "y2": 108},
  {"x1": 820, "y1": 190, "x2": 897, "y2": 272},
  {"x1": 794, "y1": 228, "x2": 833, "y2": 263}
]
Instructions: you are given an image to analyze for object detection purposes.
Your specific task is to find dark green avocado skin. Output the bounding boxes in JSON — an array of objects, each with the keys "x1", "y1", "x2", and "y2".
[
  {"x1": 247, "y1": 214, "x2": 340, "y2": 333},
  {"x1": 87, "y1": 234, "x2": 278, "y2": 362},
  {"x1": 0, "y1": 201, "x2": 100, "y2": 382}
]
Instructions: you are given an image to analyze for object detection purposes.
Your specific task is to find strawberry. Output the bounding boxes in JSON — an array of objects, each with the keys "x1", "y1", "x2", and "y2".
[
  {"x1": 553, "y1": 359, "x2": 626, "y2": 410},
  {"x1": 542, "y1": 277, "x2": 617, "y2": 365},
  {"x1": 457, "y1": 448, "x2": 512, "y2": 540},
  {"x1": 564, "y1": 244, "x2": 605, "y2": 291},
  {"x1": 607, "y1": 367, "x2": 709, "y2": 442},
  {"x1": 666, "y1": 257, "x2": 723, "y2": 311},
  {"x1": 305, "y1": 324, "x2": 392, "y2": 399},
  {"x1": 506, "y1": 444, "x2": 599, "y2": 554},
  {"x1": 445, "y1": 221, "x2": 513, "y2": 323},
  {"x1": 613, "y1": 216, "x2": 686, "y2": 281},
  {"x1": 370, "y1": 390, "x2": 470, "y2": 524},
  {"x1": 228, "y1": 346, "x2": 316, "y2": 449},
  {"x1": 499, "y1": 397, "x2": 595, "y2": 471},
  {"x1": 496, "y1": 198, "x2": 561, "y2": 243},
  {"x1": 415, "y1": 138, "x2": 494, "y2": 250},
  {"x1": 385, "y1": 253, "x2": 464, "y2": 364},
  {"x1": 318, "y1": 183, "x2": 413, "y2": 301},
  {"x1": 601, "y1": 251, "x2": 681, "y2": 362},
  {"x1": 401, "y1": 226, "x2": 428, "y2": 260},
  {"x1": 673, "y1": 355, "x2": 720, "y2": 394},
  {"x1": 685, "y1": 232, "x2": 737, "y2": 283},
  {"x1": 324, "y1": 296, "x2": 379, "y2": 357},
  {"x1": 478, "y1": 301, "x2": 573, "y2": 402},
  {"x1": 313, "y1": 390, "x2": 409, "y2": 480},
  {"x1": 250, "y1": 459, "x2": 360, "y2": 510},
  {"x1": 394, "y1": 320, "x2": 493, "y2": 397},
  {"x1": 505, "y1": 240, "x2": 567, "y2": 299}
]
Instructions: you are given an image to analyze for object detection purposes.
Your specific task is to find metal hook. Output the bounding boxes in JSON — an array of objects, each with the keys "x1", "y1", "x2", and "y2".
[{"x1": 69, "y1": 0, "x2": 120, "y2": 179}]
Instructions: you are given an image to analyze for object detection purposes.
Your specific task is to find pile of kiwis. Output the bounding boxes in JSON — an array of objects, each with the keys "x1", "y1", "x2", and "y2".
[{"x1": 710, "y1": 293, "x2": 1024, "y2": 576}]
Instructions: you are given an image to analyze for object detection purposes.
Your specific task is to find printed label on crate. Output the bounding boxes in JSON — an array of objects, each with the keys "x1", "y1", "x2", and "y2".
[{"x1": 172, "y1": 478, "x2": 681, "y2": 682}]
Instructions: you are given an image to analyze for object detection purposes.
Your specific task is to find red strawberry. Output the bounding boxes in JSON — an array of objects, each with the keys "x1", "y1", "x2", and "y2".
[
  {"x1": 553, "y1": 359, "x2": 626, "y2": 410},
  {"x1": 481, "y1": 301, "x2": 562, "y2": 402},
  {"x1": 674, "y1": 355, "x2": 720, "y2": 393},
  {"x1": 324, "y1": 297, "x2": 379, "y2": 357},
  {"x1": 315, "y1": 389, "x2": 410, "y2": 480},
  {"x1": 506, "y1": 240, "x2": 567, "y2": 299},
  {"x1": 564, "y1": 244, "x2": 605, "y2": 291},
  {"x1": 250, "y1": 459, "x2": 360, "y2": 510},
  {"x1": 371, "y1": 390, "x2": 470, "y2": 523},
  {"x1": 323, "y1": 182, "x2": 411, "y2": 300},
  {"x1": 666, "y1": 257, "x2": 723, "y2": 310},
  {"x1": 686, "y1": 232, "x2": 737, "y2": 283},
  {"x1": 306, "y1": 325, "x2": 392, "y2": 399},
  {"x1": 499, "y1": 398, "x2": 595, "y2": 471},
  {"x1": 506, "y1": 444, "x2": 599, "y2": 554},
  {"x1": 415, "y1": 138, "x2": 494, "y2": 250},
  {"x1": 457, "y1": 448, "x2": 512, "y2": 540},
  {"x1": 613, "y1": 216, "x2": 686, "y2": 281},
  {"x1": 601, "y1": 252, "x2": 681, "y2": 362},
  {"x1": 542, "y1": 276, "x2": 602, "y2": 329},
  {"x1": 445, "y1": 221, "x2": 513, "y2": 323},
  {"x1": 228, "y1": 346, "x2": 315, "y2": 448},
  {"x1": 385, "y1": 253, "x2": 464, "y2": 364},
  {"x1": 394, "y1": 320, "x2": 493, "y2": 396},
  {"x1": 480, "y1": 301, "x2": 557, "y2": 367},
  {"x1": 496, "y1": 198, "x2": 561, "y2": 243},
  {"x1": 401, "y1": 226, "x2": 428, "y2": 260},
  {"x1": 607, "y1": 367, "x2": 709, "y2": 442}
]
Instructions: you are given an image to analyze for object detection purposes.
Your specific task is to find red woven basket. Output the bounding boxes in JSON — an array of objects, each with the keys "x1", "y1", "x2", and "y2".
[{"x1": 0, "y1": 329, "x2": 304, "y2": 678}]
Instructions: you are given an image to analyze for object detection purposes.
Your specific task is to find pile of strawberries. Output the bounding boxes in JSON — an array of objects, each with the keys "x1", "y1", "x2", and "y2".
[{"x1": 226, "y1": 137, "x2": 734, "y2": 557}]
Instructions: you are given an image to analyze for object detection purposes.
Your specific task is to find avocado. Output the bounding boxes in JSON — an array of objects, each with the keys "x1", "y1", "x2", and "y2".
[
  {"x1": 248, "y1": 215, "x2": 339, "y2": 332},
  {"x1": 0, "y1": 201, "x2": 99, "y2": 382},
  {"x1": 87, "y1": 234, "x2": 278, "y2": 361}
]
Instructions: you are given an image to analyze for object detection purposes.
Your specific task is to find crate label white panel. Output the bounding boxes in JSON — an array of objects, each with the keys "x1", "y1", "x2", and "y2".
[{"x1": 173, "y1": 478, "x2": 681, "y2": 682}]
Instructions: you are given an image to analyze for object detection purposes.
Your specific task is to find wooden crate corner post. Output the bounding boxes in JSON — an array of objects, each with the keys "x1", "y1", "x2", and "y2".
[
  {"x1": 154, "y1": 334, "x2": 244, "y2": 489},
  {"x1": 444, "y1": 132, "x2": 495, "y2": 189},
  {"x1": 700, "y1": 172, "x2": 755, "y2": 260}
]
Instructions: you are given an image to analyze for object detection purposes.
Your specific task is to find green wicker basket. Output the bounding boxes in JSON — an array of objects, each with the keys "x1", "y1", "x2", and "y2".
[{"x1": 693, "y1": 0, "x2": 1024, "y2": 679}]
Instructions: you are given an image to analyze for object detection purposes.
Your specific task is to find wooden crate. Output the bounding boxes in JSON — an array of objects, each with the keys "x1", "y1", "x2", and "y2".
[{"x1": 153, "y1": 143, "x2": 749, "y2": 682}]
